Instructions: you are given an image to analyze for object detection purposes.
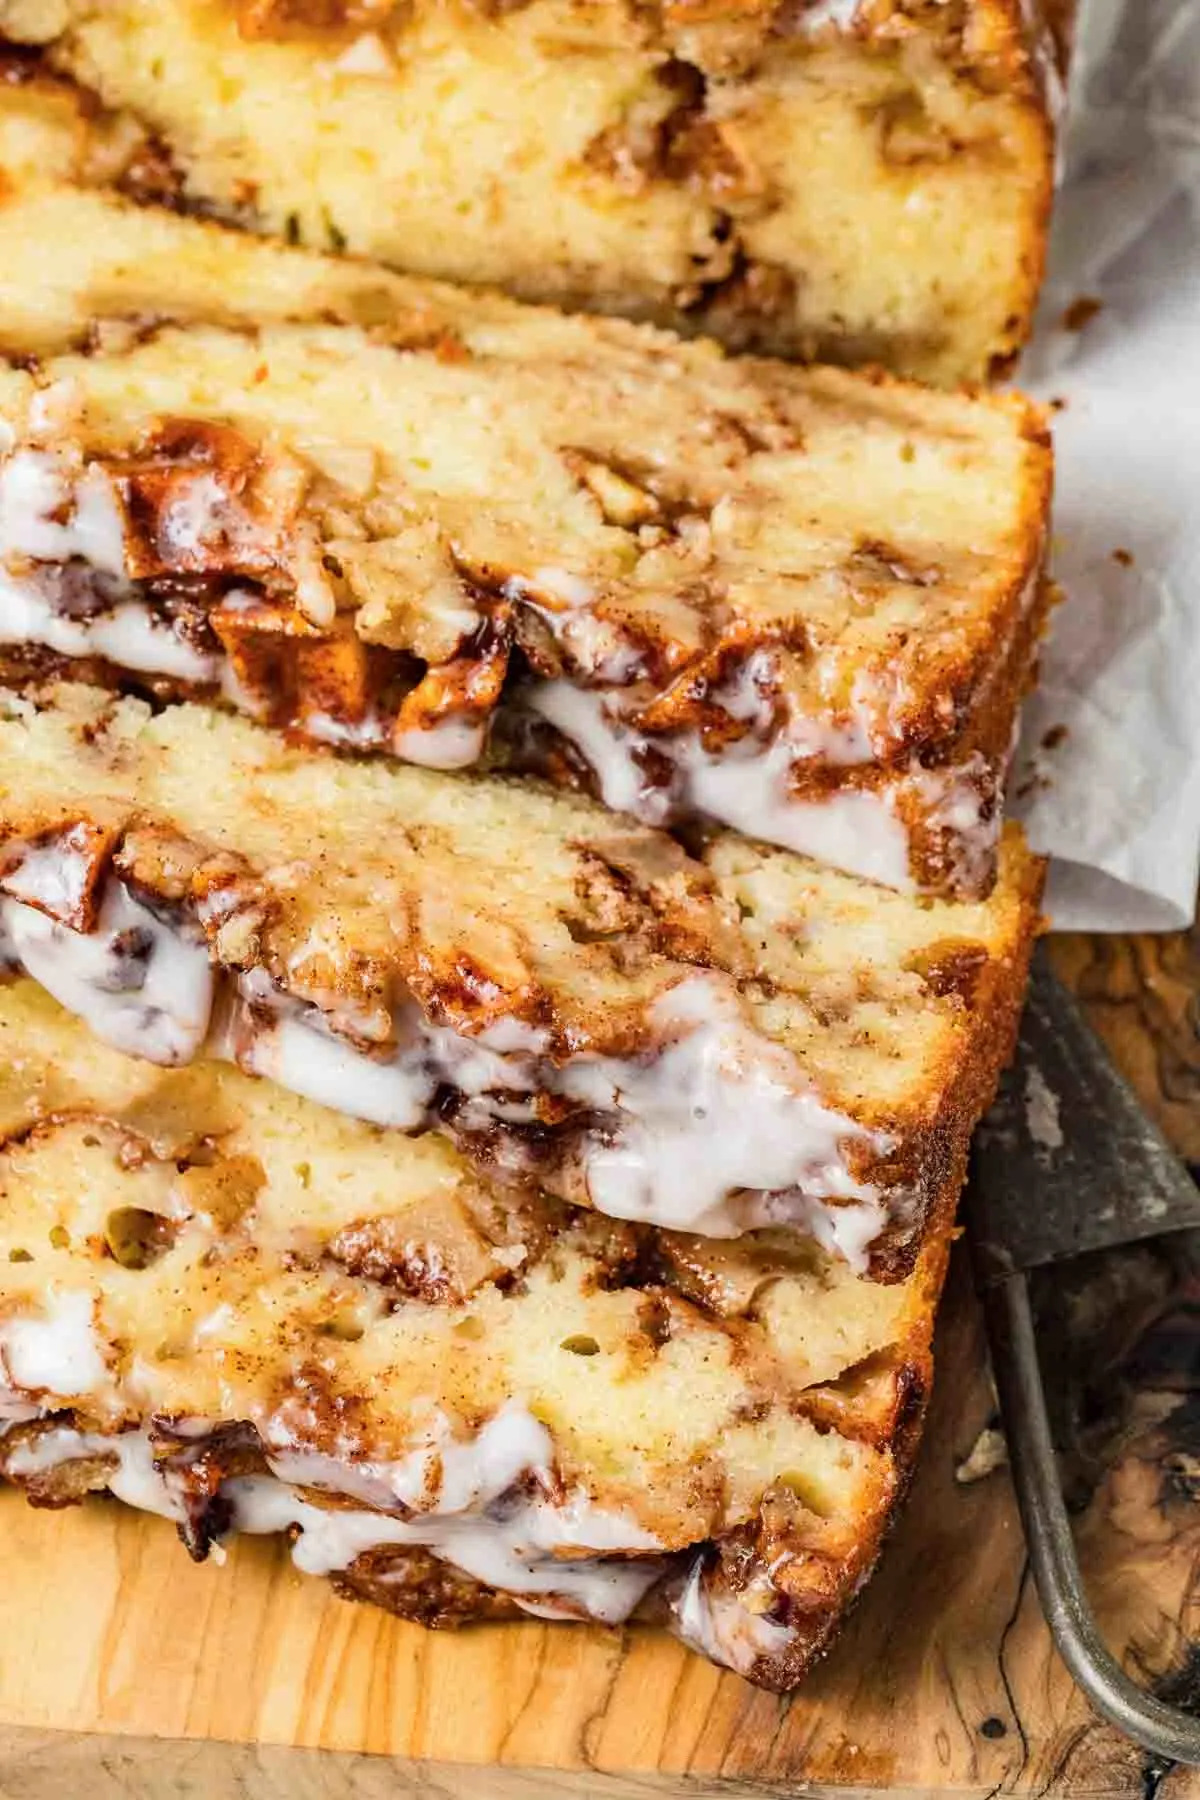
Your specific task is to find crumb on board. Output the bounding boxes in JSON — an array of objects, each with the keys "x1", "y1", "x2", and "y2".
[
  {"x1": 1062, "y1": 295, "x2": 1103, "y2": 332},
  {"x1": 1111, "y1": 547, "x2": 1134, "y2": 568},
  {"x1": 1024, "y1": 1063, "x2": 1064, "y2": 1156},
  {"x1": 956, "y1": 1425, "x2": 1009, "y2": 1485},
  {"x1": 1040, "y1": 723, "x2": 1068, "y2": 751},
  {"x1": 1048, "y1": 395, "x2": 1068, "y2": 412}
]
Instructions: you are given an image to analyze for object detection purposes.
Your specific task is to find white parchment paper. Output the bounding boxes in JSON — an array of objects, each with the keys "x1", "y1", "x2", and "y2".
[{"x1": 1010, "y1": 0, "x2": 1200, "y2": 931}]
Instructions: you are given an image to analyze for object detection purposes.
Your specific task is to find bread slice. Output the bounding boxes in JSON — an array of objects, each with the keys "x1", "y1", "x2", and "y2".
[
  {"x1": 0, "y1": 680, "x2": 1042, "y2": 1275},
  {"x1": 0, "y1": 0, "x2": 1069, "y2": 384},
  {"x1": 0, "y1": 169, "x2": 1052, "y2": 895},
  {"x1": 0, "y1": 975, "x2": 952, "y2": 1688}
]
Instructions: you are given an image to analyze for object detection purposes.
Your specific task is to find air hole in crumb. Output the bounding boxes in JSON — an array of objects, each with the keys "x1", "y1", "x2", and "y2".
[
  {"x1": 48, "y1": 1225, "x2": 70, "y2": 1250},
  {"x1": 8, "y1": 1248, "x2": 31, "y2": 1263},
  {"x1": 775, "y1": 1469, "x2": 832, "y2": 1516},
  {"x1": 318, "y1": 1314, "x2": 364, "y2": 1342},
  {"x1": 561, "y1": 1334, "x2": 600, "y2": 1356},
  {"x1": 82, "y1": 1134, "x2": 100, "y2": 1149},
  {"x1": 454, "y1": 1316, "x2": 485, "y2": 1340},
  {"x1": 104, "y1": 1207, "x2": 174, "y2": 1270},
  {"x1": 564, "y1": 915, "x2": 623, "y2": 945}
]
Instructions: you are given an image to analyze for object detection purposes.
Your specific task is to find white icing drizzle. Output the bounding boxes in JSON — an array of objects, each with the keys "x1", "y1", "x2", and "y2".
[
  {"x1": 690, "y1": 757, "x2": 913, "y2": 893},
  {"x1": 0, "y1": 566, "x2": 221, "y2": 682},
  {"x1": 791, "y1": 0, "x2": 863, "y2": 29},
  {"x1": 302, "y1": 707, "x2": 495, "y2": 769},
  {"x1": 528, "y1": 679, "x2": 916, "y2": 891},
  {"x1": 521, "y1": 567, "x2": 597, "y2": 610},
  {"x1": 0, "y1": 433, "x2": 1026, "y2": 914},
  {"x1": 5, "y1": 1425, "x2": 182, "y2": 1520},
  {"x1": 0, "y1": 445, "x2": 222, "y2": 679},
  {"x1": 158, "y1": 473, "x2": 229, "y2": 557},
  {"x1": 716, "y1": 652, "x2": 876, "y2": 764},
  {"x1": 0, "y1": 1291, "x2": 110, "y2": 1401},
  {"x1": 232, "y1": 1479, "x2": 662, "y2": 1621},
  {"x1": 0, "y1": 444, "x2": 997, "y2": 903},
  {"x1": 2, "y1": 839, "x2": 92, "y2": 917},
  {"x1": 223, "y1": 967, "x2": 547, "y2": 1129},
  {"x1": 2, "y1": 853, "x2": 890, "y2": 1258},
  {"x1": 392, "y1": 714, "x2": 488, "y2": 770},
  {"x1": 0, "y1": 1389, "x2": 42, "y2": 1427},
  {"x1": 326, "y1": 31, "x2": 396, "y2": 77},
  {"x1": 911, "y1": 755, "x2": 999, "y2": 897},
  {"x1": 528, "y1": 675, "x2": 1008, "y2": 897},
  {"x1": 0, "y1": 452, "x2": 493, "y2": 758},
  {"x1": 503, "y1": 568, "x2": 643, "y2": 685},
  {"x1": 0, "y1": 879, "x2": 215, "y2": 1066},
  {"x1": 226, "y1": 987, "x2": 434, "y2": 1130},
  {"x1": 0, "y1": 449, "x2": 127, "y2": 577},
  {"x1": 225, "y1": 968, "x2": 888, "y2": 1258},
  {"x1": 0, "y1": 1410, "x2": 663, "y2": 1627},
  {"x1": 670, "y1": 1555, "x2": 794, "y2": 1675},
  {"x1": 302, "y1": 709, "x2": 386, "y2": 749},
  {"x1": 532, "y1": 678, "x2": 671, "y2": 824},
  {"x1": 560, "y1": 974, "x2": 889, "y2": 1253},
  {"x1": 0, "y1": 437, "x2": 335, "y2": 672}
]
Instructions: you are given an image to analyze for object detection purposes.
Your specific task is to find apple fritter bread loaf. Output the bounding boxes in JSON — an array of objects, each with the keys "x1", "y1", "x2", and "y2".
[
  {"x1": 0, "y1": 977, "x2": 952, "y2": 1689},
  {"x1": 0, "y1": 0, "x2": 1070, "y2": 383},
  {"x1": 0, "y1": 175, "x2": 1052, "y2": 895},
  {"x1": 0, "y1": 681, "x2": 1042, "y2": 1273}
]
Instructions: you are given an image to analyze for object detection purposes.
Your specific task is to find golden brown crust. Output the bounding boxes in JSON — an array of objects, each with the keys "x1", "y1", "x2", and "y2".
[
  {"x1": 647, "y1": 1191, "x2": 951, "y2": 1688},
  {"x1": 862, "y1": 837, "x2": 1044, "y2": 1276},
  {"x1": 331, "y1": 1546, "x2": 524, "y2": 1625}
]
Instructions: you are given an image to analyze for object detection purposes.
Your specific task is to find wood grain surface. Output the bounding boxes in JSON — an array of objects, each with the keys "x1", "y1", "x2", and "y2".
[{"x1": 0, "y1": 921, "x2": 1196, "y2": 1800}]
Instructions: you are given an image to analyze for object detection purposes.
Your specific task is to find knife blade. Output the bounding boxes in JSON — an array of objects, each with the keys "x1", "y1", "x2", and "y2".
[
  {"x1": 963, "y1": 943, "x2": 1200, "y2": 1763},
  {"x1": 968, "y1": 943, "x2": 1200, "y2": 1282}
]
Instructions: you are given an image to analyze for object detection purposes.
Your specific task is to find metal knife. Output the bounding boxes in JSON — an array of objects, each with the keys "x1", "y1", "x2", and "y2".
[{"x1": 966, "y1": 945, "x2": 1200, "y2": 1764}]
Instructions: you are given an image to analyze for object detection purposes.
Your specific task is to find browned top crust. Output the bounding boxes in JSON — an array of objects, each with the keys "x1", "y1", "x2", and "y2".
[{"x1": 230, "y1": 0, "x2": 1066, "y2": 97}]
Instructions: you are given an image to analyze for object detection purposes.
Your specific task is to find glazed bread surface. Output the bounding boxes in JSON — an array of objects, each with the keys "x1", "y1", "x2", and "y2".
[
  {"x1": 0, "y1": 978, "x2": 949, "y2": 1689},
  {"x1": 0, "y1": 681, "x2": 1042, "y2": 1274},
  {"x1": 0, "y1": 6, "x2": 1059, "y2": 1702},
  {"x1": 0, "y1": 0, "x2": 1067, "y2": 383},
  {"x1": 0, "y1": 168, "x2": 1053, "y2": 895}
]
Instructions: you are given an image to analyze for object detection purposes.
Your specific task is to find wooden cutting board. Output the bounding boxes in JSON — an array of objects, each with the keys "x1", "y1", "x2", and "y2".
[{"x1": 0, "y1": 926, "x2": 1197, "y2": 1800}]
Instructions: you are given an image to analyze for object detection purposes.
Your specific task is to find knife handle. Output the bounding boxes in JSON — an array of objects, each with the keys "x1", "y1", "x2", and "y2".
[{"x1": 979, "y1": 1253, "x2": 1200, "y2": 1765}]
